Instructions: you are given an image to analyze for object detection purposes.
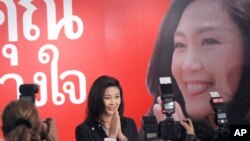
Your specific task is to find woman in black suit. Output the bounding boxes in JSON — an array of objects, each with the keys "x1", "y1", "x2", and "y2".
[{"x1": 75, "y1": 75, "x2": 139, "y2": 141}]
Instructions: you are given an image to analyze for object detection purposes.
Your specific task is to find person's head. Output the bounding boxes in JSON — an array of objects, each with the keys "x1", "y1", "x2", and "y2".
[
  {"x1": 1, "y1": 100, "x2": 41, "y2": 141},
  {"x1": 86, "y1": 75, "x2": 124, "y2": 120},
  {"x1": 147, "y1": 0, "x2": 250, "y2": 123}
]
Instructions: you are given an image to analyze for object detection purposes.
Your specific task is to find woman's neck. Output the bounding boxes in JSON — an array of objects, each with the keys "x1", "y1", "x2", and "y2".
[{"x1": 100, "y1": 114, "x2": 112, "y2": 128}]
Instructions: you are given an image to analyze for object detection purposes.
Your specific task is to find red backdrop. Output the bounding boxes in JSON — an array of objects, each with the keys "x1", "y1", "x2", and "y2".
[{"x1": 0, "y1": 0, "x2": 171, "y2": 140}]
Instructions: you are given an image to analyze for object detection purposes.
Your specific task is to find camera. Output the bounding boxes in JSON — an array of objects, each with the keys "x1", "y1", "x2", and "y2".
[
  {"x1": 19, "y1": 84, "x2": 39, "y2": 104},
  {"x1": 19, "y1": 84, "x2": 51, "y2": 139},
  {"x1": 209, "y1": 92, "x2": 230, "y2": 140},
  {"x1": 142, "y1": 77, "x2": 185, "y2": 141}
]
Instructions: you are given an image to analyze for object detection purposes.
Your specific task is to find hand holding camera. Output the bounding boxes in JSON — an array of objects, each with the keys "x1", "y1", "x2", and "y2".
[
  {"x1": 179, "y1": 118, "x2": 195, "y2": 135},
  {"x1": 41, "y1": 118, "x2": 59, "y2": 141},
  {"x1": 142, "y1": 77, "x2": 186, "y2": 141},
  {"x1": 19, "y1": 84, "x2": 59, "y2": 141},
  {"x1": 153, "y1": 96, "x2": 185, "y2": 123}
]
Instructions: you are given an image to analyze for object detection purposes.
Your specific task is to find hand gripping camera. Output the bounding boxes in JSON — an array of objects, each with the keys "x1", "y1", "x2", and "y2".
[
  {"x1": 209, "y1": 92, "x2": 230, "y2": 140},
  {"x1": 19, "y1": 84, "x2": 39, "y2": 104},
  {"x1": 19, "y1": 84, "x2": 50, "y2": 139},
  {"x1": 142, "y1": 77, "x2": 185, "y2": 141}
]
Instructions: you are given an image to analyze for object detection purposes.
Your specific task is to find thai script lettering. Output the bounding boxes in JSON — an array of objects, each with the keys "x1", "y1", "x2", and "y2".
[
  {"x1": 0, "y1": 0, "x2": 86, "y2": 106},
  {"x1": 1, "y1": 44, "x2": 86, "y2": 106},
  {"x1": 0, "y1": 0, "x2": 84, "y2": 41}
]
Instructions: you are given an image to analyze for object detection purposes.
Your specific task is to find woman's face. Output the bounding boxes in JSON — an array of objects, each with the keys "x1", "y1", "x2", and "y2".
[
  {"x1": 172, "y1": 0, "x2": 244, "y2": 119},
  {"x1": 103, "y1": 86, "x2": 121, "y2": 116}
]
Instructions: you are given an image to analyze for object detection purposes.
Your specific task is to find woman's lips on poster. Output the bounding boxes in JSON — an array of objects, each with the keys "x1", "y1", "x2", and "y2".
[{"x1": 184, "y1": 81, "x2": 212, "y2": 96}]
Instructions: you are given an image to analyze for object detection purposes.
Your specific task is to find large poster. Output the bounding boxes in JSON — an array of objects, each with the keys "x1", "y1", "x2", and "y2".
[
  {"x1": 145, "y1": 0, "x2": 250, "y2": 140},
  {"x1": 0, "y1": 0, "x2": 170, "y2": 140}
]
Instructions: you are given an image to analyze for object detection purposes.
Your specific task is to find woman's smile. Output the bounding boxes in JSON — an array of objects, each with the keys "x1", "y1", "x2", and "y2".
[{"x1": 184, "y1": 81, "x2": 212, "y2": 96}]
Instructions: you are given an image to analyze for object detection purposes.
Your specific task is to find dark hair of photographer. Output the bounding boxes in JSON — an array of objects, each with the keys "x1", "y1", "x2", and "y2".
[{"x1": 1, "y1": 100, "x2": 59, "y2": 141}]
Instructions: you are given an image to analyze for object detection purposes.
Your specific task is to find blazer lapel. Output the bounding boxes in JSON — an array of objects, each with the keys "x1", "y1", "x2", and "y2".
[{"x1": 87, "y1": 119, "x2": 107, "y2": 140}]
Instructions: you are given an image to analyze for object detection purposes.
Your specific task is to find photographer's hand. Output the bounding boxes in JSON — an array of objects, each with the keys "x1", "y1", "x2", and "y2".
[
  {"x1": 41, "y1": 118, "x2": 59, "y2": 141},
  {"x1": 153, "y1": 96, "x2": 185, "y2": 122},
  {"x1": 180, "y1": 118, "x2": 195, "y2": 135},
  {"x1": 153, "y1": 97, "x2": 166, "y2": 122},
  {"x1": 180, "y1": 118, "x2": 200, "y2": 141}
]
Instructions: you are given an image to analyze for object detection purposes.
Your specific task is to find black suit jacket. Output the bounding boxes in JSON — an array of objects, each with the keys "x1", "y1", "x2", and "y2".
[{"x1": 75, "y1": 116, "x2": 140, "y2": 141}]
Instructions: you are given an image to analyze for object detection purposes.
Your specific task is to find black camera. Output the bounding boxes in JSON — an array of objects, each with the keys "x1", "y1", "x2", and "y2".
[
  {"x1": 19, "y1": 84, "x2": 39, "y2": 104},
  {"x1": 142, "y1": 77, "x2": 185, "y2": 141},
  {"x1": 209, "y1": 92, "x2": 230, "y2": 140},
  {"x1": 19, "y1": 84, "x2": 51, "y2": 140}
]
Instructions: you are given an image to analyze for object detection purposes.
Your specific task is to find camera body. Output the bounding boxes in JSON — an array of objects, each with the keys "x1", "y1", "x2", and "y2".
[
  {"x1": 142, "y1": 77, "x2": 185, "y2": 141},
  {"x1": 19, "y1": 84, "x2": 50, "y2": 139},
  {"x1": 19, "y1": 84, "x2": 39, "y2": 104},
  {"x1": 209, "y1": 92, "x2": 230, "y2": 140},
  {"x1": 158, "y1": 117, "x2": 185, "y2": 140}
]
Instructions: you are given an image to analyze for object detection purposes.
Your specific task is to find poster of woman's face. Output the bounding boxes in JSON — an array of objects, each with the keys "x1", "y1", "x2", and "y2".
[
  {"x1": 0, "y1": 1, "x2": 170, "y2": 140},
  {"x1": 172, "y1": 0, "x2": 244, "y2": 119},
  {"x1": 147, "y1": 0, "x2": 250, "y2": 125}
]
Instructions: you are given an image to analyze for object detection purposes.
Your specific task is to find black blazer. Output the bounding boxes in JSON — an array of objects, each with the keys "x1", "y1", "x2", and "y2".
[{"x1": 75, "y1": 116, "x2": 140, "y2": 141}]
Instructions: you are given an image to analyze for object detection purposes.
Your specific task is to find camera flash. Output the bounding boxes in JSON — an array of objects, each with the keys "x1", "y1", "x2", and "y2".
[
  {"x1": 159, "y1": 77, "x2": 171, "y2": 84},
  {"x1": 210, "y1": 91, "x2": 220, "y2": 98}
]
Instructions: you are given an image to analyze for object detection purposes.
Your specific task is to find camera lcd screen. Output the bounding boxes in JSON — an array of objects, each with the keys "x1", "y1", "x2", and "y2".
[
  {"x1": 218, "y1": 113, "x2": 227, "y2": 119},
  {"x1": 146, "y1": 132, "x2": 157, "y2": 139},
  {"x1": 164, "y1": 101, "x2": 174, "y2": 110}
]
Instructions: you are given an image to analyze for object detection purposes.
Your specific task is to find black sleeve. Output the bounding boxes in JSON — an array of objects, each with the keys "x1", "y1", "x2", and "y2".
[
  {"x1": 186, "y1": 134, "x2": 200, "y2": 141},
  {"x1": 123, "y1": 118, "x2": 140, "y2": 141},
  {"x1": 75, "y1": 124, "x2": 93, "y2": 141},
  {"x1": 131, "y1": 119, "x2": 140, "y2": 141}
]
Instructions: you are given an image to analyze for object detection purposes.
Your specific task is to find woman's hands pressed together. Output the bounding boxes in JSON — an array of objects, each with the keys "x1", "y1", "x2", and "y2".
[{"x1": 109, "y1": 110, "x2": 127, "y2": 141}]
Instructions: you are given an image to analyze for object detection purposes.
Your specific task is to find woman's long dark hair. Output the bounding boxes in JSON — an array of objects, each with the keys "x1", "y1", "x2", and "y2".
[
  {"x1": 146, "y1": 0, "x2": 193, "y2": 115},
  {"x1": 222, "y1": 0, "x2": 250, "y2": 124},
  {"x1": 86, "y1": 75, "x2": 125, "y2": 121}
]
